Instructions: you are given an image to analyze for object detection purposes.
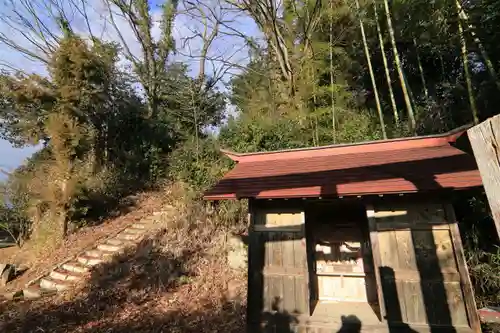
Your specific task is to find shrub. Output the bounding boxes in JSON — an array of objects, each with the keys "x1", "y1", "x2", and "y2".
[
  {"x1": 163, "y1": 182, "x2": 247, "y2": 232},
  {"x1": 455, "y1": 192, "x2": 500, "y2": 308},
  {"x1": 464, "y1": 225, "x2": 500, "y2": 308},
  {"x1": 169, "y1": 136, "x2": 233, "y2": 193}
]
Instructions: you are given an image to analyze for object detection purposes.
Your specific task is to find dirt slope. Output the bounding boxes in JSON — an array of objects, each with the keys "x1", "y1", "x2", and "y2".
[{"x1": 0, "y1": 190, "x2": 247, "y2": 333}]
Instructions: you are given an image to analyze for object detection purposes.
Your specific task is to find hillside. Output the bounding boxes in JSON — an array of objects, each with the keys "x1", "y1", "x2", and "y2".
[{"x1": 0, "y1": 186, "x2": 247, "y2": 333}]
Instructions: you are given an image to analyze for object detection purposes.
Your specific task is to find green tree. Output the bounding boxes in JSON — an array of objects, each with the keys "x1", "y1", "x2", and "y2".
[
  {"x1": 158, "y1": 63, "x2": 226, "y2": 143},
  {"x1": 0, "y1": 34, "x2": 144, "y2": 239}
]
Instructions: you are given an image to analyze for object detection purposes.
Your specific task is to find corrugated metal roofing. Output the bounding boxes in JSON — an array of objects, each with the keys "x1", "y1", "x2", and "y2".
[{"x1": 204, "y1": 129, "x2": 483, "y2": 200}]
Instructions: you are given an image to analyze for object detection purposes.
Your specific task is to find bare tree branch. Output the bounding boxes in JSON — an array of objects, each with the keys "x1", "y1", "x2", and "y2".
[
  {"x1": 104, "y1": 0, "x2": 179, "y2": 118},
  {"x1": 104, "y1": 0, "x2": 139, "y2": 65},
  {"x1": 223, "y1": 0, "x2": 322, "y2": 92},
  {"x1": 0, "y1": 0, "x2": 99, "y2": 69}
]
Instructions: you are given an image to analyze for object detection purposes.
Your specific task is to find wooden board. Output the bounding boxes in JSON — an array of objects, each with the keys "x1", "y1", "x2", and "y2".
[
  {"x1": 468, "y1": 115, "x2": 500, "y2": 240},
  {"x1": 248, "y1": 200, "x2": 310, "y2": 332},
  {"x1": 367, "y1": 202, "x2": 478, "y2": 331},
  {"x1": 317, "y1": 275, "x2": 369, "y2": 302},
  {"x1": 445, "y1": 204, "x2": 481, "y2": 333}
]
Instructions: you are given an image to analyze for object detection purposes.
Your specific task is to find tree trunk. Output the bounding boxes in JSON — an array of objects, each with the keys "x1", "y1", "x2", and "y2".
[
  {"x1": 440, "y1": 54, "x2": 446, "y2": 79},
  {"x1": 356, "y1": 0, "x2": 387, "y2": 139},
  {"x1": 413, "y1": 37, "x2": 429, "y2": 99},
  {"x1": 383, "y1": 0, "x2": 415, "y2": 132},
  {"x1": 456, "y1": 1, "x2": 479, "y2": 124},
  {"x1": 330, "y1": 0, "x2": 336, "y2": 143},
  {"x1": 312, "y1": 68, "x2": 320, "y2": 146},
  {"x1": 60, "y1": 178, "x2": 69, "y2": 238},
  {"x1": 373, "y1": 0, "x2": 398, "y2": 123},
  {"x1": 145, "y1": 91, "x2": 158, "y2": 119},
  {"x1": 60, "y1": 211, "x2": 68, "y2": 239}
]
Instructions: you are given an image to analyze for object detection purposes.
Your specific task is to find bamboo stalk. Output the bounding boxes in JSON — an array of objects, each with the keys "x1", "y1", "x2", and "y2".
[
  {"x1": 356, "y1": 0, "x2": 387, "y2": 139},
  {"x1": 383, "y1": 0, "x2": 415, "y2": 132}
]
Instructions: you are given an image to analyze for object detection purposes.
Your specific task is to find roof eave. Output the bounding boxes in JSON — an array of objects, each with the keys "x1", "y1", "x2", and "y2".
[
  {"x1": 220, "y1": 149, "x2": 243, "y2": 162},
  {"x1": 203, "y1": 185, "x2": 481, "y2": 201}
]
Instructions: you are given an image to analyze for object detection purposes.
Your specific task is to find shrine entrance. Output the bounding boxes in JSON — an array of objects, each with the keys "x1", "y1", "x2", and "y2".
[{"x1": 305, "y1": 200, "x2": 380, "y2": 321}]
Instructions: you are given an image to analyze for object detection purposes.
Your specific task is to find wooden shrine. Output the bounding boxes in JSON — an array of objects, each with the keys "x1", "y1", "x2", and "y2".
[{"x1": 205, "y1": 127, "x2": 484, "y2": 333}]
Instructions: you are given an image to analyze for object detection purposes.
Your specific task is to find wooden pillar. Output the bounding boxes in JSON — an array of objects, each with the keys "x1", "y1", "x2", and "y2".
[
  {"x1": 468, "y1": 115, "x2": 500, "y2": 240},
  {"x1": 365, "y1": 204, "x2": 387, "y2": 323}
]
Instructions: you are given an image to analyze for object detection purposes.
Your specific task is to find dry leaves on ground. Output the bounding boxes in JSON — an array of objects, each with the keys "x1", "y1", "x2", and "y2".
[{"x1": 0, "y1": 220, "x2": 247, "y2": 333}]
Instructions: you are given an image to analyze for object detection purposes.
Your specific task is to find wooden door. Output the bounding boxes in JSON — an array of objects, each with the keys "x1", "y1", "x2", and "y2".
[
  {"x1": 247, "y1": 203, "x2": 310, "y2": 331},
  {"x1": 367, "y1": 202, "x2": 479, "y2": 331}
]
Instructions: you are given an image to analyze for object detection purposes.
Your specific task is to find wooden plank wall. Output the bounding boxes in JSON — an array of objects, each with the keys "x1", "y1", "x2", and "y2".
[
  {"x1": 247, "y1": 200, "x2": 310, "y2": 332},
  {"x1": 260, "y1": 231, "x2": 309, "y2": 315},
  {"x1": 367, "y1": 202, "x2": 480, "y2": 332}
]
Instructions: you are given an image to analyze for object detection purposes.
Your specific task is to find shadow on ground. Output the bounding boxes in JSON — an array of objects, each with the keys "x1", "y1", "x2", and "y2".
[
  {"x1": 72, "y1": 193, "x2": 140, "y2": 229},
  {"x1": 0, "y1": 232, "x2": 246, "y2": 333}
]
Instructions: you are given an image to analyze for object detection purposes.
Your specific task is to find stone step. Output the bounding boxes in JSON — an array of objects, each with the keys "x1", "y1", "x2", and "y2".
[
  {"x1": 140, "y1": 216, "x2": 157, "y2": 224},
  {"x1": 62, "y1": 261, "x2": 90, "y2": 274},
  {"x1": 105, "y1": 238, "x2": 137, "y2": 247},
  {"x1": 40, "y1": 277, "x2": 71, "y2": 291},
  {"x1": 97, "y1": 243, "x2": 124, "y2": 252},
  {"x1": 85, "y1": 249, "x2": 115, "y2": 259},
  {"x1": 23, "y1": 284, "x2": 56, "y2": 300},
  {"x1": 22, "y1": 287, "x2": 41, "y2": 300},
  {"x1": 153, "y1": 210, "x2": 169, "y2": 216},
  {"x1": 50, "y1": 268, "x2": 84, "y2": 282},
  {"x1": 123, "y1": 228, "x2": 145, "y2": 235},
  {"x1": 77, "y1": 255, "x2": 104, "y2": 267},
  {"x1": 116, "y1": 232, "x2": 142, "y2": 241},
  {"x1": 132, "y1": 223, "x2": 148, "y2": 229},
  {"x1": 84, "y1": 249, "x2": 102, "y2": 258},
  {"x1": 2, "y1": 290, "x2": 23, "y2": 301}
]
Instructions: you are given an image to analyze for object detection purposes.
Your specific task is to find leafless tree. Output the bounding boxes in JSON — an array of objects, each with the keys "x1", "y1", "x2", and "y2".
[
  {"x1": 175, "y1": 0, "x2": 258, "y2": 90},
  {"x1": 0, "y1": 0, "x2": 99, "y2": 67}
]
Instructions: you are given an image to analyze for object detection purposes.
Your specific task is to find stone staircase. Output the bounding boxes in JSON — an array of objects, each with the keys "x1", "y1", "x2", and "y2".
[{"x1": 4, "y1": 210, "x2": 169, "y2": 301}]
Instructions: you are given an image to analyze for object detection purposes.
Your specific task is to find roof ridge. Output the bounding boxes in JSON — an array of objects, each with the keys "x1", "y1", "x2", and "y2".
[
  {"x1": 230, "y1": 144, "x2": 453, "y2": 164},
  {"x1": 221, "y1": 124, "x2": 472, "y2": 161}
]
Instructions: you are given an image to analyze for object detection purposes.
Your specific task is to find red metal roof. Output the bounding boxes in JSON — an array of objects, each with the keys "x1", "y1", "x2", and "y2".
[{"x1": 204, "y1": 128, "x2": 483, "y2": 200}]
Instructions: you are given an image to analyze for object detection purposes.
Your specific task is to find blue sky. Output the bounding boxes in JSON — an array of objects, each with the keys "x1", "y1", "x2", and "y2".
[
  {"x1": 0, "y1": 0, "x2": 260, "y2": 84},
  {"x1": 0, "y1": 141, "x2": 41, "y2": 180}
]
